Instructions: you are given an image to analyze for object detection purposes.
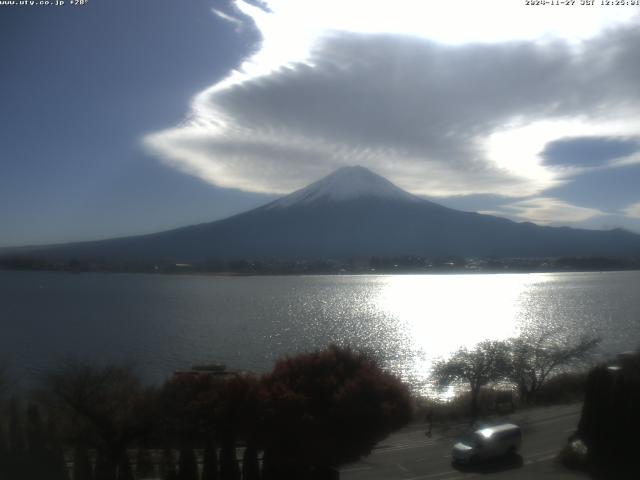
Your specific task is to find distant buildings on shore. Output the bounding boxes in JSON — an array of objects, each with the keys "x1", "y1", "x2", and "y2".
[{"x1": 1, "y1": 254, "x2": 639, "y2": 275}]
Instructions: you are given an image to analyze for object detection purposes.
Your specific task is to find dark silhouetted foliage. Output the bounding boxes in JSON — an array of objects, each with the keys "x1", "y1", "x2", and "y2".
[
  {"x1": 160, "y1": 448, "x2": 178, "y2": 480},
  {"x1": 533, "y1": 371, "x2": 588, "y2": 405},
  {"x1": 242, "y1": 441, "x2": 260, "y2": 480},
  {"x1": 40, "y1": 410, "x2": 71, "y2": 480},
  {"x1": 26, "y1": 403, "x2": 46, "y2": 454},
  {"x1": 116, "y1": 451, "x2": 134, "y2": 480},
  {"x1": 260, "y1": 345, "x2": 412, "y2": 474},
  {"x1": 158, "y1": 374, "x2": 222, "y2": 445},
  {"x1": 0, "y1": 421, "x2": 7, "y2": 456},
  {"x1": 201, "y1": 440, "x2": 219, "y2": 480},
  {"x1": 219, "y1": 432, "x2": 240, "y2": 480},
  {"x1": 48, "y1": 445, "x2": 71, "y2": 480},
  {"x1": 43, "y1": 361, "x2": 156, "y2": 480},
  {"x1": 177, "y1": 447, "x2": 198, "y2": 480},
  {"x1": 136, "y1": 447, "x2": 155, "y2": 479},
  {"x1": 0, "y1": 426, "x2": 7, "y2": 479},
  {"x1": 23, "y1": 403, "x2": 53, "y2": 479},
  {"x1": 0, "y1": 401, "x2": 21, "y2": 479},
  {"x1": 95, "y1": 449, "x2": 117, "y2": 480},
  {"x1": 217, "y1": 374, "x2": 262, "y2": 439},
  {"x1": 9, "y1": 398, "x2": 25, "y2": 454},
  {"x1": 217, "y1": 375, "x2": 260, "y2": 480},
  {"x1": 45, "y1": 412, "x2": 60, "y2": 450},
  {"x1": 73, "y1": 445, "x2": 93, "y2": 480},
  {"x1": 158, "y1": 372, "x2": 260, "y2": 479},
  {"x1": 577, "y1": 352, "x2": 640, "y2": 477}
]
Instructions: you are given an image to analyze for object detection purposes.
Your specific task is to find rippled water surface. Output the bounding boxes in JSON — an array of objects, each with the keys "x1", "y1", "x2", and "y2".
[{"x1": 1, "y1": 270, "x2": 639, "y2": 392}]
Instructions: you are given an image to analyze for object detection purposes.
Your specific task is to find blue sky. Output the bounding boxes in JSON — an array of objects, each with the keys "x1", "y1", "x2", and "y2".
[{"x1": 2, "y1": 0, "x2": 640, "y2": 247}]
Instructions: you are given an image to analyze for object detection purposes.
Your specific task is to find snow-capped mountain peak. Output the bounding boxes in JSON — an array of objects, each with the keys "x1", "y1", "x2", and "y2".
[{"x1": 267, "y1": 166, "x2": 421, "y2": 209}]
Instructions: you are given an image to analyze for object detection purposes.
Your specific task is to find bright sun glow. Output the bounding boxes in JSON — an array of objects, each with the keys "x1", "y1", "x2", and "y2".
[
  {"x1": 374, "y1": 274, "x2": 551, "y2": 394},
  {"x1": 486, "y1": 117, "x2": 640, "y2": 182},
  {"x1": 218, "y1": 0, "x2": 640, "y2": 88}
]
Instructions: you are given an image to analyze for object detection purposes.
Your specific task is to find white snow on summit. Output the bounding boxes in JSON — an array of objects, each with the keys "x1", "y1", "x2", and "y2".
[{"x1": 267, "y1": 166, "x2": 421, "y2": 209}]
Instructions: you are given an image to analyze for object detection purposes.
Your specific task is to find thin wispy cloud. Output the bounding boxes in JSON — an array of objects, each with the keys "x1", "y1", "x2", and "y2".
[
  {"x1": 501, "y1": 197, "x2": 605, "y2": 226},
  {"x1": 211, "y1": 7, "x2": 244, "y2": 31}
]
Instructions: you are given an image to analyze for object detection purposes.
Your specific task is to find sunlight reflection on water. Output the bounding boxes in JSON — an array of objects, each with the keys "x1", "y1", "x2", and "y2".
[
  {"x1": 1, "y1": 271, "x2": 639, "y2": 396},
  {"x1": 371, "y1": 274, "x2": 547, "y2": 395}
]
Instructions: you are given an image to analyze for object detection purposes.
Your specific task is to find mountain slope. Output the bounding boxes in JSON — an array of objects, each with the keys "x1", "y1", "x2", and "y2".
[{"x1": 4, "y1": 166, "x2": 640, "y2": 262}]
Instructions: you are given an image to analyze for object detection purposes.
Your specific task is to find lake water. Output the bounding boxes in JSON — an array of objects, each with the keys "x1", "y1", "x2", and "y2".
[{"x1": 1, "y1": 270, "x2": 639, "y2": 394}]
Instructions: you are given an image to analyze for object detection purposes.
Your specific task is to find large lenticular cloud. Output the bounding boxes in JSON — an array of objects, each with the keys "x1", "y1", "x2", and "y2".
[{"x1": 143, "y1": 4, "x2": 640, "y2": 201}]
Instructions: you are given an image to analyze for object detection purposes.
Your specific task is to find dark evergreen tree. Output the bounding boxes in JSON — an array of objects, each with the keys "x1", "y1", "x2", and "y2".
[
  {"x1": 157, "y1": 374, "x2": 221, "y2": 449},
  {"x1": 177, "y1": 447, "x2": 198, "y2": 480},
  {"x1": 577, "y1": 352, "x2": 640, "y2": 476},
  {"x1": 95, "y1": 449, "x2": 117, "y2": 480},
  {"x1": 116, "y1": 451, "x2": 134, "y2": 480},
  {"x1": 45, "y1": 412, "x2": 59, "y2": 450},
  {"x1": 260, "y1": 449, "x2": 276, "y2": 480},
  {"x1": 9, "y1": 398, "x2": 25, "y2": 454},
  {"x1": 216, "y1": 375, "x2": 261, "y2": 480},
  {"x1": 136, "y1": 447, "x2": 155, "y2": 479},
  {"x1": 0, "y1": 419, "x2": 16, "y2": 480},
  {"x1": 24, "y1": 405, "x2": 48, "y2": 480},
  {"x1": 40, "y1": 410, "x2": 71, "y2": 480},
  {"x1": 48, "y1": 444, "x2": 71, "y2": 480},
  {"x1": 160, "y1": 448, "x2": 178, "y2": 480},
  {"x1": 0, "y1": 420, "x2": 6, "y2": 449},
  {"x1": 26, "y1": 403, "x2": 46, "y2": 454},
  {"x1": 201, "y1": 440, "x2": 219, "y2": 480},
  {"x1": 219, "y1": 432, "x2": 240, "y2": 480},
  {"x1": 0, "y1": 421, "x2": 8, "y2": 462},
  {"x1": 259, "y1": 449, "x2": 297, "y2": 480},
  {"x1": 73, "y1": 445, "x2": 94, "y2": 480},
  {"x1": 242, "y1": 441, "x2": 260, "y2": 480}
]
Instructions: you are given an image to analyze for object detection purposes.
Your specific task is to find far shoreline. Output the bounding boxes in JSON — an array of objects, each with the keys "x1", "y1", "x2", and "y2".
[{"x1": 1, "y1": 265, "x2": 640, "y2": 278}]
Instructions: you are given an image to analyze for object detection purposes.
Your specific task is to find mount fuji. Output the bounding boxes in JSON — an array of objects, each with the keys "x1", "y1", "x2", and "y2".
[{"x1": 4, "y1": 166, "x2": 640, "y2": 262}]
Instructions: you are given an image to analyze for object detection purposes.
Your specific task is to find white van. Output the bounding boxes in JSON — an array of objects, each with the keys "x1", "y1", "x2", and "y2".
[{"x1": 452, "y1": 423, "x2": 522, "y2": 464}]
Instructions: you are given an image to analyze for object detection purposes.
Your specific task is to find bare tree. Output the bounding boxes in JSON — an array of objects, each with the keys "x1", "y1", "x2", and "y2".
[
  {"x1": 42, "y1": 360, "x2": 156, "y2": 480},
  {"x1": 432, "y1": 340, "x2": 509, "y2": 418},
  {"x1": 506, "y1": 328, "x2": 599, "y2": 403}
]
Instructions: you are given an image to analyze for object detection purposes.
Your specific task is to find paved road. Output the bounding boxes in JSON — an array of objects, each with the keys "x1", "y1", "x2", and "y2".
[{"x1": 341, "y1": 404, "x2": 587, "y2": 480}]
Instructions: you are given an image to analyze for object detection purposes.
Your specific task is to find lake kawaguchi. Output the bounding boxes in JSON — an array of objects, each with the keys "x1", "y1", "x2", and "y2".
[{"x1": 1, "y1": 270, "x2": 639, "y2": 394}]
